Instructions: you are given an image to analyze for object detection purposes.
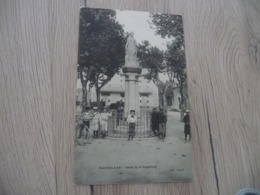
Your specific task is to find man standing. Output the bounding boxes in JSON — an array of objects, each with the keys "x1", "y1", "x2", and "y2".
[
  {"x1": 158, "y1": 108, "x2": 167, "y2": 140},
  {"x1": 127, "y1": 110, "x2": 137, "y2": 141},
  {"x1": 183, "y1": 110, "x2": 191, "y2": 142},
  {"x1": 151, "y1": 108, "x2": 159, "y2": 136}
]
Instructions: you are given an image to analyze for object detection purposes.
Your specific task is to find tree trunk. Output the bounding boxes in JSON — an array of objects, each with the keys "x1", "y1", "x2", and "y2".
[
  {"x1": 79, "y1": 68, "x2": 89, "y2": 110},
  {"x1": 154, "y1": 80, "x2": 167, "y2": 108},
  {"x1": 157, "y1": 85, "x2": 165, "y2": 108},
  {"x1": 179, "y1": 83, "x2": 185, "y2": 121},
  {"x1": 180, "y1": 104, "x2": 185, "y2": 121},
  {"x1": 81, "y1": 84, "x2": 88, "y2": 109},
  {"x1": 163, "y1": 82, "x2": 172, "y2": 109},
  {"x1": 96, "y1": 87, "x2": 101, "y2": 109}
]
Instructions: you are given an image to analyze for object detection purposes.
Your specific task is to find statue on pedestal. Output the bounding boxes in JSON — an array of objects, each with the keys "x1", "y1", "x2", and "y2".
[
  {"x1": 125, "y1": 32, "x2": 139, "y2": 67},
  {"x1": 123, "y1": 31, "x2": 142, "y2": 116}
]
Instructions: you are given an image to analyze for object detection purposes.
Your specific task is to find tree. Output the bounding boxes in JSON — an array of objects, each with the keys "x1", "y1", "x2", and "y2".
[
  {"x1": 150, "y1": 14, "x2": 187, "y2": 119},
  {"x1": 78, "y1": 8, "x2": 126, "y2": 109},
  {"x1": 137, "y1": 41, "x2": 168, "y2": 107},
  {"x1": 165, "y1": 41, "x2": 187, "y2": 119},
  {"x1": 138, "y1": 40, "x2": 179, "y2": 107},
  {"x1": 138, "y1": 41, "x2": 165, "y2": 82},
  {"x1": 150, "y1": 14, "x2": 184, "y2": 45}
]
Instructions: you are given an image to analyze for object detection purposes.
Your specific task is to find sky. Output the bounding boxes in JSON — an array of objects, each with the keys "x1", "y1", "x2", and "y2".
[
  {"x1": 115, "y1": 9, "x2": 172, "y2": 51},
  {"x1": 77, "y1": 9, "x2": 176, "y2": 88}
]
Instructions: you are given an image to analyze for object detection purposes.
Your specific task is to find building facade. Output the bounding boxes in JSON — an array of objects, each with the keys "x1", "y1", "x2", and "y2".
[
  {"x1": 76, "y1": 68, "x2": 159, "y2": 108},
  {"x1": 76, "y1": 69, "x2": 187, "y2": 110}
]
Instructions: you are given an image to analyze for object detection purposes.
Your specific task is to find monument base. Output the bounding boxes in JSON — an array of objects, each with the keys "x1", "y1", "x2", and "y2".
[
  {"x1": 107, "y1": 110, "x2": 153, "y2": 138},
  {"x1": 107, "y1": 121, "x2": 152, "y2": 138},
  {"x1": 122, "y1": 66, "x2": 142, "y2": 74}
]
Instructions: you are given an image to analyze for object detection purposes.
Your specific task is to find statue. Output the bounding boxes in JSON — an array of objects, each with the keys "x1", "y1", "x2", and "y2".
[
  {"x1": 125, "y1": 32, "x2": 139, "y2": 66},
  {"x1": 122, "y1": 32, "x2": 142, "y2": 120}
]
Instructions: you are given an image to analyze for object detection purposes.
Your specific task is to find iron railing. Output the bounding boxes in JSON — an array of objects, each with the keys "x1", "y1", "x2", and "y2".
[{"x1": 107, "y1": 109, "x2": 153, "y2": 138}]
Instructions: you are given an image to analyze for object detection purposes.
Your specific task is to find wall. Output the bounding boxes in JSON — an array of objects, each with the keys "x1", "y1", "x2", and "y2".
[{"x1": 0, "y1": 0, "x2": 259, "y2": 195}]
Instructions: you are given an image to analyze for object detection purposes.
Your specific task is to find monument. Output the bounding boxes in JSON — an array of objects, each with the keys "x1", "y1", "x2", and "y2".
[
  {"x1": 110, "y1": 32, "x2": 150, "y2": 138},
  {"x1": 122, "y1": 32, "x2": 142, "y2": 115}
]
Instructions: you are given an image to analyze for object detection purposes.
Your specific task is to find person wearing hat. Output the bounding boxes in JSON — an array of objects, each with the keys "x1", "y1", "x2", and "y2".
[
  {"x1": 151, "y1": 108, "x2": 159, "y2": 136},
  {"x1": 91, "y1": 107, "x2": 100, "y2": 138},
  {"x1": 100, "y1": 108, "x2": 112, "y2": 138},
  {"x1": 183, "y1": 110, "x2": 191, "y2": 142},
  {"x1": 126, "y1": 110, "x2": 137, "y2": 140},
  {"x1": 79, "y1": 106, "x2": 92, "y2": 139},
  {"x1": 158, "y1": 108, "x2": 167, "y2": 140}
]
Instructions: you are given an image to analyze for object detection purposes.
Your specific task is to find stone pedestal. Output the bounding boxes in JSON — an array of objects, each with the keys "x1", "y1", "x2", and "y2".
[
  {"x1": 106, "y1": 66, "x2": 154, "y2": 138},
  {"x1": 122, "y1": 66, "x2": 142, "y2": 116}
]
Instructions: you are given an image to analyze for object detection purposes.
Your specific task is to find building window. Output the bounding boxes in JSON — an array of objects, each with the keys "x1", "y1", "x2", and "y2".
[
  {"x1": 140, "y1": 100, "x2": 142, "y2": 103},
  {"x1": 108, "y1": 99, "x2": 110, "y2": 102},
  {"x1": 147, "y1": 100, "x2": 149, "y2": 103},
  {"x1": 101, "y1": 92, "x2": 110, "y2": 96},
  {"x1": 140, "y1": 93, "x2": 149, "y2": 97}
]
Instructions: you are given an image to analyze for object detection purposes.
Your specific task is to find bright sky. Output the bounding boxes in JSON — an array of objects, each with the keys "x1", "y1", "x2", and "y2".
[{"x1": 115, "y1": 9, "x2": 172, "y2": 51}]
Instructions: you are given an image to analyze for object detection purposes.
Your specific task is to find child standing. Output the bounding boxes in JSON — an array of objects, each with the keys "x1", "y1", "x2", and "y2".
[{"x1": 127, "y1": 110, "x2": 137, "y2": 141}]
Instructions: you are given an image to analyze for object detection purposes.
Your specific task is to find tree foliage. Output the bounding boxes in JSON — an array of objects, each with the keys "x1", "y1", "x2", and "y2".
[
  {"x1": 78, "y1": 8, "x2": 126, "y2": 107},
  {"x1": 149, "y1": 14, "x2": 187, "y2": 112},
  {"x1": 137, "y1": 40, "x2": 165, "y2": 82},
  {"x1": 137, "y1": 41, "x2": 171, "y2": 107},
  {"x1": 150, "y1": 14, "x2": 186, "y2": 83},
  {"x1": 150, "y1": 14, "x2": 184, "y2": 44},
  {"x1": 165, "y1": 41, "x2": 186, "y2": 84}
]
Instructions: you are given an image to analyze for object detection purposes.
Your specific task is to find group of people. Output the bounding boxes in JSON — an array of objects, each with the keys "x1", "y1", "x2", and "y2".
[
  {"x1": 125, "y1": 108, "x2": 168, "y2": 141},
  {"x1": 78, "y1": 107, "x2": 112, "y2": 139},
  {"x1": 151, "y1": 108, "x2": 168, "y2": 140},
  {"x1": 77, "y1": 105, "x2": 191, "y2": 142},
  {"x1": 151, "y1": 108, "x2": 191, "y2": 142}
]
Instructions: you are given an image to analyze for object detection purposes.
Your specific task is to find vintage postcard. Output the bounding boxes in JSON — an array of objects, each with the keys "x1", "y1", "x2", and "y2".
[{"x1": 74, "y1": 7, "x2": 191, "y2": 185}]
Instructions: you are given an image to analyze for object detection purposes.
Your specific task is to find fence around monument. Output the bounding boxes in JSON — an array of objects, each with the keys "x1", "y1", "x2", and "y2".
[{"x1": 107, "y1": 109, "x2": 153, "y2": 138}]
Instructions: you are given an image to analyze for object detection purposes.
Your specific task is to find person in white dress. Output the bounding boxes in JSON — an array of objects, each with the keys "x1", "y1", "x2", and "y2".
[
  {"x1": 100, "y1": 108, "x2": 112, "y2": 137},
  {"x1": 91, "y1": 107, "x2": 101, "y2": 138}
]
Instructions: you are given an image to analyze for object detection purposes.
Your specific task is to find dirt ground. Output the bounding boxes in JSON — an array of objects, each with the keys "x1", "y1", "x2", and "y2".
[{"x1": 74, "y1": 111, "x2": 192, "y2": 185}]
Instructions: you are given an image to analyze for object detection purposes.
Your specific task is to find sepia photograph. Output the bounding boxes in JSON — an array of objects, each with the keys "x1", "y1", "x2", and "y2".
[{"x1": 74, "y1": 7, "x2": 191, "y2": 185}]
